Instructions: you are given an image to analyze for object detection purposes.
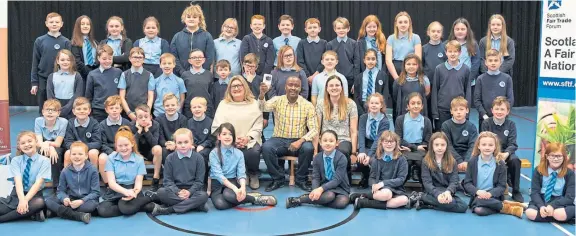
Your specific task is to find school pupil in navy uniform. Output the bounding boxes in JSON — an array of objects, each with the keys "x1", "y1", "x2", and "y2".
[
  {"x1": 45, "y1": 142, "x2": 99, "y2": 224},
  {"x1": 85, "y1": 44, "x2": 123, "y2": 122},
  {"x1": 392, "y1": 54, "x2": 430, "y2": 121},
  {"x1": 63, "y1": 97, "x2": 101, "y2": 170},
  {"x1": 129, "y1": 104, "x2": 163, "y2": 191},
  {"x1": 181, "y1": 49, "x2": 214, "y2": 118},
  {"x1": 326, "y1": 17, "x2": 358, "y2": 95},
  {"x1": 171, "y1": 4, "x2": 215, "y2": 76},
  {"x1": 395, "y1": 93, "x2": 432, "y2": 183},
  {"x1": 0, "y1": 131, "x2": 51, "y2": 222},
  {"x1": 239, "y1": 15, "x2": 275, "y2": 76},
  {"x1": 242, "y1": 53, "x2": 270, "y2": 134},
  {"x1": 100, "y1": 16, "x2": 133, "y2": 71},
  {"x1": 286, "y1": 130, "x2": 350, "y2": 209},
  {"x1": 526, "y1": 143, "x2": 575, "y2": 223},
  {"x1": 70, "y1": 15, "x2": 99, "y2": 81},
  {"x1": 446, "y1": 18, "x2": 480, "y2": 92},
  {"x1": 354, "y1": 49, "x2": 391, "y2": 115},
  {"x1": 356, "y1": 15, "x2": 387, "y2": 74},
  {"x1": 33, "y1": 99, "x2": 67, "y2": 187},
  {"x1": 209, "y1": 123, "x2": 277, "y2": 210},
  {"x1": 462, "y1": 132, "x2": 523, "y2": 218},
  {"x1": 46, "y1": 49, "x2": 84, "y2": 119},
  {"x1": 357, "y1": 93, "x2": 390, "y2": 188},
  {"x1": 479, "y1": 14, "x2": 515, "y2": 76},
  {"x1": 156, "y1": 93, "x2": 188, "y2": 169},
  {"x1": 97, "y1": 126, "x2": 155, "y2": 217},
  {"x1": 98, "y1": 95, "x2": 131, "y2": 186},
  {"x1": 411, "y1": 132, "x2": 467, "y2": 213},
  {"x1": 422, "y1": 21, "x2": 446, "y2": 122},
  {"x1": 31, "y1": 12, "x2": 72, "y2": 113},
  {"x1": 480, "y1": 97, "x2": 522, "y2": 202},
  {"x1": 187, "y1": 97, "x2": 214, "y2": 190},
  {"x1": 133, "y1": 17, "x2": 170, "y2": 78},
  {"x1": 351, "y1": 131, "x2": 410, "y2": 210},
  {"x1": 151, "y1": 128, "x2": 209, "y2": 216}
]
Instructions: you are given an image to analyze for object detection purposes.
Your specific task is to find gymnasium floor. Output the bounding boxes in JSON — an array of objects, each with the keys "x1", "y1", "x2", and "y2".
[{"x1": 2, "y1": 106, "x2": 575, "y2": 236}]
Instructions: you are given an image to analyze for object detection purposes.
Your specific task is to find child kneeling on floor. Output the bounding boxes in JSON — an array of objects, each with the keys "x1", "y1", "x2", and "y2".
[
  {"x1": 152, "y1": 128, "x2": 210, "y2": 216},
  {"x1": 286, "y1": 130, "x2": 350, "y2": 209},
  {"x1": 350, "y1": 131, "x2": 410, "y2": 210}
]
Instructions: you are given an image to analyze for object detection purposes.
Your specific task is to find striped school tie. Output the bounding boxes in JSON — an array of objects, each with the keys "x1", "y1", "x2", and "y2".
[
  {"x1": 544, "y1": 172, "x2": 557, "y2": 203},
  {"x1": 370, "y1": 38, "x2": 377, "y2": 49},
  {"x1": 284, "y1": 38, "x2": 289, "y2": 46},
  {"x1": 23, "y1": 158, "x2": 33, "y2": 190},
  {"x1": 325, "y1": 157, "x2": 333, "y2": 180},
  {"x1": 384, "y1": 155, "x2": 392, "y2": 162},
  {"x1": 85, "y1": 38, "x2": 94, "y2": 66},
  {"x1": 370, "y1": 118, "x2": 378, "y2": 140},
  {"x1": 367, "y1": 70, "x2": 374, "y2": 97}
]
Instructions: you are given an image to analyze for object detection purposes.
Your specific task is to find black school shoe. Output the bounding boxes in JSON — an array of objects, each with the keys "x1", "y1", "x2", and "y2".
[
  {"x1": 265, "y1": 180, "x2": 286, "y2": 192},
  {"x1": 295, "y1": 181, "x2": 312, "y2": 192},
  {"x1": 407, "y1": 191, "x2": 422, "y2": 209},
  {"x1": 286, "y1": 197, "x2": 302, "y2": 209},
  {"x1": 349, "y1": 193, "x2": 368, "y2": 203},
  {"x1": 511, "y1": 191, "x2": 525, "y2": 203},
  {"x1": 358, "y1": 177, "x2": 369, "y2": 189},
  {"x1": 30, "y1": 211, "x2": 45, "y2": 222}
]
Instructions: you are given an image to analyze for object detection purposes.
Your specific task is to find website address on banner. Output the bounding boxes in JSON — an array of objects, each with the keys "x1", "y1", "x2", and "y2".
[{"x1": 542, "y1": 79, "x2": 575, "y2": 88}]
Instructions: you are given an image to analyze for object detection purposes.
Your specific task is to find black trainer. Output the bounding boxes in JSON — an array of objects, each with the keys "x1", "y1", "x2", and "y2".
[
  {"x1": 286, "y1": 197, "x2": 301, "y2": 209},
  {"x1": 151, "y1": 204, "x2": 171, "y2": 216},
  {"x1": 349, "y1": 193, "x2": 368, "y2": 203},
  {"x1": 265, "y1": 181, "x2": 286, "y2": 192},
  {"x1": 31, "y1": 211, "x2": 45, "y2": 222}
]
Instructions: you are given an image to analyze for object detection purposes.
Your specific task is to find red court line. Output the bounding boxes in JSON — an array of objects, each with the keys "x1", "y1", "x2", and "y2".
[
  {"x1": 510, "y1": 113, "x2": 535, "y2": 123},
  {"x1": 234, "y1": 206, "x2": 274, "y2": 212}
]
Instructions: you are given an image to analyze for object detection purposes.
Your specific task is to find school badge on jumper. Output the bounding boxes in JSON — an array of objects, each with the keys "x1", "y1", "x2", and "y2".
[
  {"x1": 378, "y1": 80, "x2": 383, "y2": 85},
  {"x1": 203, "y1": 128, "x2": 209, "y2": 134},
  {"x1": 86, "y1": 132, "x2": 92, "y2": 138},
  {"x1": 499, "y1": 81, "x2": 505, "y2": 87},
  {"x1": 263, "y1": 43, "x2": 268, "y2": 48},
  {"x1": 504, "y1": 130, "x2": 509, "y2": 136},
  {"x1": 462, "y1": 130, "x2": 469, "y2": 137},
  {"x1": 114, "y1": 78, "x2": 119, "y2": 84},
  {"x1": 54, "y1": 44, "x2": 60, "y2": 50},
  {"x1": 437, "y1": 53, "x2": 443, "y2": 58}
]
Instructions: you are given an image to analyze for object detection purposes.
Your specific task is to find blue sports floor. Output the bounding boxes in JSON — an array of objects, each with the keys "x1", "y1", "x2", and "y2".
[{"x1": 2, "y1": 106, "x2": 575, "y2": 236}]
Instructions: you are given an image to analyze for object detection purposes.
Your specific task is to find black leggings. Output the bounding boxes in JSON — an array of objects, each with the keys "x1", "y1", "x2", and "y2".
[
  {"x1": 0, "y1": 196, "x2": 45, "y2": 223},
  {"x1": 97, "y1": 193, "x2": 154, "y2": 218},
  {"x1": 211, "y1": 178, "x2": 255, "y2": 210},
  {"x1": 471, "y1": 197, "x2": 503, "y2": 216},
  {"x1": 299, "y1": 191, "x2": 349, "y2": 209}
]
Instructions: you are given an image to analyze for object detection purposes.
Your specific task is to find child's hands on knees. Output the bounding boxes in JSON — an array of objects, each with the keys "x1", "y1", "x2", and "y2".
[
  {"x1": 309, "y1": 187, "x2": 323, "y2": 201},
  {"x1": 70, "y1": 200, "x2": 84, "y2": 209},
  {"x1": 17, "y1": 199, "x2": 29, "y2": 214},
  {"x1": 372, "y1": 182, "x2": 384, "y2": 194},
  {"x1": 63, "y1": 198, "x2": 71, "y2": 206}
]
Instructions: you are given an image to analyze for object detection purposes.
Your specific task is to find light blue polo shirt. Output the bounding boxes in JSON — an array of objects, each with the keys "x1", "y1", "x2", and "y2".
[
  {"x1": 34, "y1": 117, "x2": 68, "y2": 141},
  {"x1": 214, "y1": 37, "x2": 242, "y2": 75},
  {"x1": 273, "y1": 35, "x2": 301, "y2": 66},
  {"x1": 8, "y1": 153, "x2": 51, "y2": 191},
  {"x1": 387, "y1": 33, "x2": 421, "y2": 60},
  {"x1": 148, "y1": 73, "x2": 187, "y2": 117},
  {"x1": 105, "y1": 152, "x2": 147, "y2": 185},
  {"x1": 476, "y1": 156, "x2": 496, "y2": 191},
  {"x1": 138, "y1": 36, "x2": 162, "y2": 65},
  {"x1": 403, "y1": 113, "x2": 424, "y2": 144}
]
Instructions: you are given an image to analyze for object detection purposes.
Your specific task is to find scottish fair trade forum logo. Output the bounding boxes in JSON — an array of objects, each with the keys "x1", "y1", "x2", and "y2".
[{"x1": 541, "y1": 0, "x2": 575, "y2": 77}]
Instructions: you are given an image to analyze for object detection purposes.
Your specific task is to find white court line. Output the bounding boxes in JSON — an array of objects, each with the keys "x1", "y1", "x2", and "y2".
[{"x1": 520, "y1": 172, "x2": 574, "y2": 235}]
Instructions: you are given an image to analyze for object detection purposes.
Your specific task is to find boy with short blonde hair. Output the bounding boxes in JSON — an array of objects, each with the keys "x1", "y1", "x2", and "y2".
[{"x1": 441, "y1": 96, "x2": 477, "y2": 172}]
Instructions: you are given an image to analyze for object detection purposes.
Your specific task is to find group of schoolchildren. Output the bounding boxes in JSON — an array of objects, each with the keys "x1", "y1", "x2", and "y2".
[{"x1": 1, "y1": 4, "x2": 573, "y2": 226}]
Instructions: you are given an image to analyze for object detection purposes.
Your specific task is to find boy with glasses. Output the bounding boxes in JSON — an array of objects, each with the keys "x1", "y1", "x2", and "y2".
[
  {"x1": 181, "y1": 49, "x2": 214, "y2": 118},
  {"x1": 118, "y1": 47, "x2": 155, "y2": 121}
]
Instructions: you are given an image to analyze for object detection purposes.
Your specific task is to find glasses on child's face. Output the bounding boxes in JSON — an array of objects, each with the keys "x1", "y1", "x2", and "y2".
[
  {"x1": 231, "y1": 84, "x2": 243, "y2": 89},
  {"x1": 43, "y1": 108, "x2": 59, "y2": 113},
  {"x1": 131, "y1": 56, "x2": 144, "y2": 60},
  {"x1": 224, "y1": 25, "x2": 236, "y2": 30},
  {"x1": 283, "y1": 53, "x2": 294, "y2": 59},
  {"x1": 244, "y1": 64, "x2": 256, "y2": 69},
  {"x1": 382, "y1": 140, "x2": 396, "y2": 144},
  {"x1": 190, "y1": 56, "x2": 205, "y2": 61},
  {"x1": 547, "y1": 154, "x2": 564, "y2": 160}
]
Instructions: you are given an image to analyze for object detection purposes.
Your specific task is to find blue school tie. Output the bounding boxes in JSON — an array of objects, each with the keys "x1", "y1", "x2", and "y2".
[
  {"x1": 370, "y1": 118, "x2": 378, "y2": 140},
  {"x1": 384, "y1": 155, "x2": 392, "y2": 162},
  {"x1": 544, "y1": 172, "x2": 557, "y2": 203},
  {"x1": 370, "y1": 38, "x2": 377, "y2": 50},
  {"x1": 367, "y1": 70, "x2": 374, "y2": 97},
  {"x1": 85, "y1": 38, "x2": 94, "y2": 66},
  {"x1": 325, "y1": 157, "x2": 333, "y2": 180},
  {"x1": 284, "y1": 38, "x2": 289, "y2": 46},
  {"x1": 23, "y1": 158, "x2": 33, "y2": 190}
]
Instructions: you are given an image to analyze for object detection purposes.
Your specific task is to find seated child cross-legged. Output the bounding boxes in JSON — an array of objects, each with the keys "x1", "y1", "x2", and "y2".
[
  {"x1": 286, "y1": 130, "x2": 350, "y2": 209},
  {"x1": 411, "y1": 132, "x2": 467, "y2": 213},
  {"x1": 97, "y1": 126, "x2": 155, "y2": 217},
  {"x1": 526, "y1": 143, "x2": 575, "y2": 223},
  {"x1": 462, "y1": 131, "x2": 523, "y2": 218},
  {"x1": 351, "y1": 131, "x2": 410, "y2": 210},
  {"x1": 152, "y1": 128, "x2": 209, "y2": 216},
  {"x1": 46, "y1": 141, "x2": 100, "y2": 224},
  {"x1": 395, "y1": 92, "x2": 432, "y2": 183},
  {"x1": 0, "y1": 131, "x2": 51, "y2": 222},
  {"x1": 210, "y1": 123, "x2": 277, "y2": 210}
]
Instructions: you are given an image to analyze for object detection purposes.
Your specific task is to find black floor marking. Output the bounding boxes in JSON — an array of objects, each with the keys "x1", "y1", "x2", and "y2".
[{"x1": 147, "y1": 208, "x2": 359, "y2": 236}]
